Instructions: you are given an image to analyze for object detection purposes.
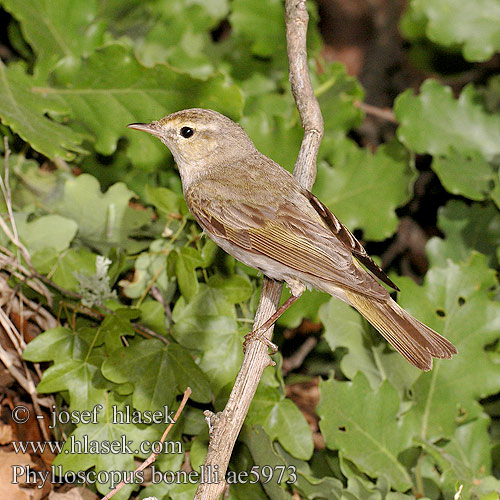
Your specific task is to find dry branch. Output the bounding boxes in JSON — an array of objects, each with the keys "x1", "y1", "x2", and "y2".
[
  {"x1": 193, "y1": 1, "x2": 323, "y2": 498},
  {"x1": 102, "y1": 387, "x2": 192, "y2": 500}
]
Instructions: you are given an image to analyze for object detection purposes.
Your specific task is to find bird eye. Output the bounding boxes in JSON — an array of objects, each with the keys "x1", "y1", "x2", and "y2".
[{"x1": 180, "y1": 126, "x2": 194, "y2": 138}]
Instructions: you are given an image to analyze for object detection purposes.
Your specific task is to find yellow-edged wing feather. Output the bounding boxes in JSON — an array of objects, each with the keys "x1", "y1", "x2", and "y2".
[{"x1": 186, "y1": 176, "x2": 388, "y2": 300}]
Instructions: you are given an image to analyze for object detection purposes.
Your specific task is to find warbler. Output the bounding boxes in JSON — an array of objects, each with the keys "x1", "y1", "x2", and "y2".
[{"x1": 128, "y1": 108, "x2": 457, "y2": 370}]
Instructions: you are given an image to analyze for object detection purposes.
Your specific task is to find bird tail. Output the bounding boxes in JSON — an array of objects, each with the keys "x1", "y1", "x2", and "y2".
[{"x1": 345, "y1": 292, "x2": 457, "y2": 371}]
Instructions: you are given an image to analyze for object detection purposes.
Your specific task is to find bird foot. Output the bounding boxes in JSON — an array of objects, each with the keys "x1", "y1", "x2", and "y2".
[{"x1": 243, "y1": 329, "x2": 279, "y2": 354}]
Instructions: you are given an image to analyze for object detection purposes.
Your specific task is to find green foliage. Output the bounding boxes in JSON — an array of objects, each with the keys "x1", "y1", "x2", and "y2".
[
  {"x1": 395, "y1": 80, "x2": 500, "y2": 208},
  {"x1": 0, "y1": 61, "x2": 86, "y2": 160},
  {"x1": 1, "y1": 0, "x2": 106, "y2": 78},
  {"x1": 427, "y1": 200, "x2": 500, "y2": 267},
  {"x1": 318, "y1": 374, "x2": 414, "y2": 491},
  {"x1": 230, "y1": 0, "x2": 286, "y2": 58},
  {"x1": 0, "y1": 0, "x2": 498, "y2": 499},
  {"x1": 314, "y1": 138, "x2": 416, "y2": 240},
  {"x1": 401, "y1": 0, "x2": 500, "y2": 62},
  {"x1": 398, "y1": 254, "x2": 500, "y2": 440}
]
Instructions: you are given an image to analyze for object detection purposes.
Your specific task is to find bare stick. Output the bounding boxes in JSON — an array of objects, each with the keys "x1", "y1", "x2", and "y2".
[
  {"x1": 355, "y1": 101, "x2": 398, "y2": 124},
  {"x1": 102, "y1": 387, "x2": 192, "y2": 500},
  {"x1": 193, "y1": 2, "x2": 323, "y2": 498},
  {"x1": 282, "y1": 337, "x2": 318, "y2": 375}
]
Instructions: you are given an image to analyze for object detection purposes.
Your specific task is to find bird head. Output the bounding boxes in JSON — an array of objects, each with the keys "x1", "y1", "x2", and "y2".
[{"x1": 128, "y1": 108, "x2": 255, "y2": 166}]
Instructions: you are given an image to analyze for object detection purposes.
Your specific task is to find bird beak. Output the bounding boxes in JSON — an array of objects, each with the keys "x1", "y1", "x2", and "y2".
[{"x1": 127, "y1": 122, "x2": 163, "y2": 138}]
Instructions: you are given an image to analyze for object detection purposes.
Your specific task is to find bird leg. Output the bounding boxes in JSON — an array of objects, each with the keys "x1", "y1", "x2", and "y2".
[{"x1": 243, "y1": 286, "x2": 304, "y2": 354}]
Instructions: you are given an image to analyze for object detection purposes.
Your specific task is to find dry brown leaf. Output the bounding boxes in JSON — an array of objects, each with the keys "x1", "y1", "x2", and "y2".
[
  {"x1": 49, "y1": 486, "x2": 99, "y2": 500},
  {"x1": 0, "y1": 421, "x2": 13, "y2": 444},
  {"x1": 0, "y1": 449, "x2": 45, "y2": 500}
]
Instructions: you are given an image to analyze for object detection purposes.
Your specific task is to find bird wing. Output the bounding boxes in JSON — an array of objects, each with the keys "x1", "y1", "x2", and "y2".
[
  {"x1": 305, "y1": 191, "x2": 399, "y2": 291},
  {"x1": 185, "y1": 178, "x2": 389, "y2": 300}
]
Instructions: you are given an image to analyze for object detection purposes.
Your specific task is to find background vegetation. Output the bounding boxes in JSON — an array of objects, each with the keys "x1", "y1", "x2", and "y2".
[{"x1": 0, "y1": 0, "x2": 499, "y2": 499}]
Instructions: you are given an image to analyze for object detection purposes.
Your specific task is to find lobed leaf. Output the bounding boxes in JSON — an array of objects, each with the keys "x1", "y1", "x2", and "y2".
[
  {"x1": 0, "y1": 61, "x2": 85, "y2": 160},
  {"x1": 404, "y1": 0, "x2": 500, "y2": 62},
  {"x1": 54, "y1": 174, "x2": 151, "y2": 253},
  {"x1": 248, "y1": 386, "x2": 314, "y2": 460},
  {"x1": 36, "y1": 43, "x2": 244, "y2": 169},
  {"x1": 101, "y1": 339, "x2": 211, "y2": 409},
  {"x1": 314, "y1": 138, "x2": 416, "y2": 240},
  {"x1": 427, "y1": 200, "x2": 500, "y2": 267},
  {"x1": 399, "y1": 253, "x2": 500, "y2": 440},
  {"x1": 396, "y1": 80, "x2": 500, "y2": 161},
  {"x1": 318, "y1": 373, "x2": 414, "y2": 491},
  {"x1": 0, "y1": 0, "x2": 106, "y2": 78}
]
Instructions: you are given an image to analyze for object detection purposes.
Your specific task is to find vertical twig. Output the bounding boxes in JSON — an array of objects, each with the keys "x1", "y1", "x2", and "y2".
[{"x1": 193, "y1": 1, "x2": 323, "y2": 498}]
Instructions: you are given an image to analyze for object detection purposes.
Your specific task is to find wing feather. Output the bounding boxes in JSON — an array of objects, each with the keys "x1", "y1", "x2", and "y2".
[
  {"x1": 186, "y1": 178, "x2": 389, "y2": 300},
  {"x1": 306, "y1": 191, "x2": 399, "y2": 290}
]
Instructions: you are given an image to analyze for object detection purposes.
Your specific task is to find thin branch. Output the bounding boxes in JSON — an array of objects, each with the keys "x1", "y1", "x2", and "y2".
[
  {"x1": 193, "y1": 2, "x2": 323, "y2": 498},
  {"x1": 0, "y1": 138, "x2": 33, "y2": 266},
  {"x1": 282, "y1": 337, "x2": 318, "y2": 375},
  {"x1": 102, "y1": 387, "x2": 192, "y2": 500},
  {"x1": 30, "y1": 270, "x2": 169, "y2": 345},
  {"x1": 355, "y1": 101, "x2": 398, "y2": 124}
]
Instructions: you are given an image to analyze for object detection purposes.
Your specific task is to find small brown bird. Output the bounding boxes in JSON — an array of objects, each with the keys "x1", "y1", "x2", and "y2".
[{"x1": 128, "y1": 108, "x2": 457, "y2": 370}]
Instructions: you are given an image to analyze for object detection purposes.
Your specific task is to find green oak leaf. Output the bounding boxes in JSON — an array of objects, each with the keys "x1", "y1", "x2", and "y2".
[
  {"x1": 340, "y1": 454, "x2": 397, "y2": 500},
  {"x1": 16, "y1": 213, "x2": 77, "y2": 253},
  {"x1": 7, "y1": 154, "x2": 64, "y2": 209},
  {"x1": 432, "y1": 149, "x2": 496, "y2": 201},
  {"x1": 35, "y1": 43, "x2": 243, "y2": 169},
  {"x1": 0, "y1": 0, "x2": 106, "y2": 79},
  {"x1": 426, "y1": 200, "x2": 500, "y2": 267},
  {"x1": 480, "y1": 74, "x2": 500, "y2": 113},
  {"x1": 415, "y1": 415, "x2": 493, "y2": 499},
  {"x1": 101, "y1": 338, "x2": 211, "y2": 409},
  {"x1": 314, "y1": 138, "x2": 415, "y2": 240},
  {"x1": 318, "y1": 299, "x2": 421, "y2": 395},
  {"x1": 318, "y1": 373, "x2": 414, "y2": 491},
  {"x1": 315, "y1": 62, "x2": 364, "y2": 134},
  {"x1": 53, "y1": 392, "x2": 159, "y2": 500},
  {"x1": 436, "y1": 415, "x2": 492, "y2": 497},
  {"x1": 405, "y1": 0, "x2": 500, "y2": 62},
  {"x1": 0, "y1": 61, "x2": 85, "y2": 160},
  {"x1": 55, "y1": 174, "x2": 151, "y2": 253},
  {"x1": 136, "y1": 0, "x2": 229, "y2": 78},
  {"x1": 26, "y1": 326, "x2": 112, "y2": 411},
  {"x1": 399, "y1": 2, "x2": 428, "y2": 41},
  {"x1": 171, "y1": 284, "x2": 243, "y2": 392},
  {"x1": 294, "y1": 473, "x2": 344, "y2": 500},
  {"x1": 395, "y1": 80, "x2": 500, "y2": 162},
  {"x1": 398, "y1": 253, "x2": 500, "y2": 440},
  {"x1": 247, "y1": 386, "x2": 313, "y2": 460},
  {"x1": 230, "y1": 0, "x2": 286, "y2": 58},
  {"x1": 396, "y1": 80, "x2": 500, "y2": 204}
]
